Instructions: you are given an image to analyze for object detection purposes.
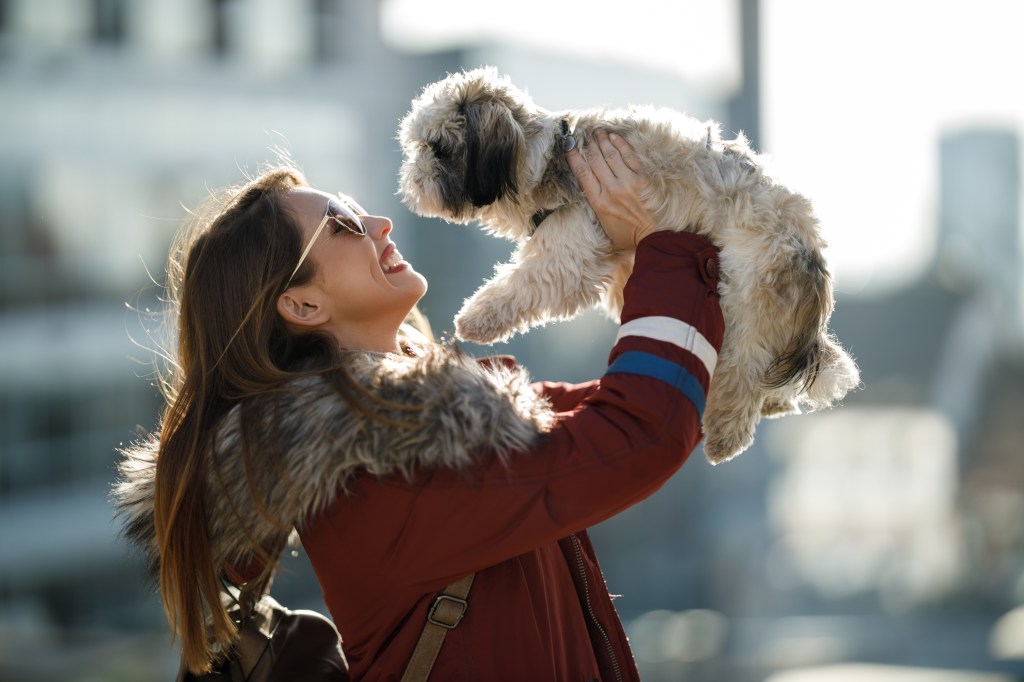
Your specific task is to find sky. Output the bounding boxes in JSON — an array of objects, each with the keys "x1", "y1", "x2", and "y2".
[{"x1": 381, "y1": 0, "x2": 1024, "y2": 297}]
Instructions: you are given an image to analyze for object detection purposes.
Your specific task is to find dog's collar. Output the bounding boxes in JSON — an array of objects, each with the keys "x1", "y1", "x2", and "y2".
[
  {"x1": 531, "y1": 208, "x2": 555, "y2": 231},
  {"x1": 560, "y1": 118, "x2": 576, "y2": 152},
  {"x1": 529, "y1": 119, "x2": 576, "y2": 233}
]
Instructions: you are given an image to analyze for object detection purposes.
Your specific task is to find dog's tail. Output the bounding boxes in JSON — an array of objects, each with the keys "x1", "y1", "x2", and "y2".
[{"x1": 762, "y1": 249, "x2": 860, "y2": 409}]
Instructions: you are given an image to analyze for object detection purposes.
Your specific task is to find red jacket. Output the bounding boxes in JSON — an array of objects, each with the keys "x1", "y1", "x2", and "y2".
[{"x1": 300, "y1": 231, "x2": 724, "y2": 681}]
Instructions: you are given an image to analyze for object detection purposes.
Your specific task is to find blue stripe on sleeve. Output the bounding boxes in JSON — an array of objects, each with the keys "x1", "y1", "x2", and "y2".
[{"x1": 605, "y1": 351, "x2": 707, "y2": 418}]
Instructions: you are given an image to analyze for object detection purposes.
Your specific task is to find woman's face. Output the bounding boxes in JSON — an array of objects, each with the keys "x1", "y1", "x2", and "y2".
[{"x1": 279, "y1": 187, "x2": 427, "y2": 347}]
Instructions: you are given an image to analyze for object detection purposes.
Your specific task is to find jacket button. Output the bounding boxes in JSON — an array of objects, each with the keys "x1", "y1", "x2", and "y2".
[{"x1": 704, "y1": 257, "x2": 718, "y2": 279}]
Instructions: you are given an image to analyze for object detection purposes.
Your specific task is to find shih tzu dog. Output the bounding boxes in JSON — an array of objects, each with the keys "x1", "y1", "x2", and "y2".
[{"x1": 397, "y1": 66, "x2": 859, "y2": 463}]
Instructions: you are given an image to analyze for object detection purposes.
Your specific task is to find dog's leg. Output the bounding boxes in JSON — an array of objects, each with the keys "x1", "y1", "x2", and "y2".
[
  {"x1": 455, "y1": 207, "x2": 613, "y2": 343},
  {"x1": 701, "y1": 342, "x2": 766, "y2": 464},
  {"x1": 598, "y1": 253, "x2": 635, "y2": 320}
]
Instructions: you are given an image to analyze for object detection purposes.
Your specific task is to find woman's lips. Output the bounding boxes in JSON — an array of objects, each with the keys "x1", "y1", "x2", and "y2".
[{"x1": 380, "y1": 243, "x2": 408, "y2": 274}]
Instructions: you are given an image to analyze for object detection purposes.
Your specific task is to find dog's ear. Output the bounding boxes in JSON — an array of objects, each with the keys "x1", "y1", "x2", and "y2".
[
  {"x1": 462, "y1": 100, "x2": 523, "y2": 207},
  {"x1": 434, "y1": 138, "x2": 470, "y2": 216}
]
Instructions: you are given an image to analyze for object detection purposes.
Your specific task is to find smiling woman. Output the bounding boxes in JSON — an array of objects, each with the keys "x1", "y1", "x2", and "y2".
[{"x1": 113, "y1": 135, "x2": 726, "y2": 681}]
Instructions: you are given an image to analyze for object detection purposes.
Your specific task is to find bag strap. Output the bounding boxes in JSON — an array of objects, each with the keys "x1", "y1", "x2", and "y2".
[{"x1": 400, "y1": 573, "x2": 475, "y2": 682}]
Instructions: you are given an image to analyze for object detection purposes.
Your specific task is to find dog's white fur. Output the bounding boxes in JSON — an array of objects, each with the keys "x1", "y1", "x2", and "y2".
[{"x1": 397, "y1": 67, "x2": 859, "y2": 463}]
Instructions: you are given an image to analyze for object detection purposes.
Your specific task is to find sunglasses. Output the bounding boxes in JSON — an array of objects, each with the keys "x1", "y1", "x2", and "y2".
[{"x1": 284, "y1": 195, "x2": 367, "y2": 289}]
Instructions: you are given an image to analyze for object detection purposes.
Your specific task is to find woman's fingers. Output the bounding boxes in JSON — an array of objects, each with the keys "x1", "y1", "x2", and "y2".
[
  {"x1": 568, "y1": 129, "x2": 630, "y2": 193},
  {"x1": 566, "y1": 127, "x2": 658, "y2": 251},
  {"x1": 586, "y1": 130, "x2": 645, "y2": 191},
  {"x1": 566, "y1": 146, "x2": 601, "y2": 199},
  {"x1": 593, "y1": 129, "x2": 626, "y2": 178},
  {"x1": 587, "y1": 130, "x2": 618, "y2": 179},
  {"x1": 606, "y1": 131, "x2": 644, "y2": 174}
]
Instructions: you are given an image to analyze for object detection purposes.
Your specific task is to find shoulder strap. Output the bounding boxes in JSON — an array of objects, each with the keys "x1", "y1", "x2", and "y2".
[{"x1": 400, "y1": 574, "x2": 475, "y2": 682}]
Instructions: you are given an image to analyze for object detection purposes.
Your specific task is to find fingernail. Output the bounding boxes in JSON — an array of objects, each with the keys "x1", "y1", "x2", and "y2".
[
  {"x1": 562, "y1": 134, "x2": 577, "y2": 152},
  {"x1": 609, "y1": 132, "x2": 620, "y2": 141}
]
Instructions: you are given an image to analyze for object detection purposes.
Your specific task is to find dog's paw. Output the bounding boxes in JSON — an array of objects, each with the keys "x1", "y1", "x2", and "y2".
[
  {"x1": 454, "y1": 309, "x2": 516, "y2": 345},
  {"x1": 702, "y1": 420, "x2": 755, "y2": 465}
]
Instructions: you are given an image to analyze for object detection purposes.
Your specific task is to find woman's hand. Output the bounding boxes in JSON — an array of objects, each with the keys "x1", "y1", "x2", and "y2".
[{"x1": 566, "y1": 129, "x2": 660, "y2": 250}]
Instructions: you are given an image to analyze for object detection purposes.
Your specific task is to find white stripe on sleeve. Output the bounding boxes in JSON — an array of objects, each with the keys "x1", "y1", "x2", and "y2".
[{"x1": 614, "y1": 316, "x2": 718, "y2": 378}]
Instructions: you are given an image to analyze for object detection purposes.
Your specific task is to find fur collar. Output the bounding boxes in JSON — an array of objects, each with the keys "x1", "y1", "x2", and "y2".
[{"x1": 112, "y1": 346, "x2": 554, "y2": 579}]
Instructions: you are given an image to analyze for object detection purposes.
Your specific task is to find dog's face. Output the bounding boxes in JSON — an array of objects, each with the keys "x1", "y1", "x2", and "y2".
[{"x1": 398, "y1": 67, "x2": 532, "y2": 222}]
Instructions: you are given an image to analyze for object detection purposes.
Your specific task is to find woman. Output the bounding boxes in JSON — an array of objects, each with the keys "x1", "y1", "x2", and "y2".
[{"x1": 115, "y1": 130, "x2": 724, "y2": 681}]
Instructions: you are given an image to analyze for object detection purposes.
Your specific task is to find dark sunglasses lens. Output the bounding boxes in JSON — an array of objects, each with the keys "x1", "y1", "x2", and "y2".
[
  {"x1": 327, "y1": 201, "x2": 366, "y2": 235},
  {"x1": 349, "y1": 219, "x2": 367, "y2": 236}
]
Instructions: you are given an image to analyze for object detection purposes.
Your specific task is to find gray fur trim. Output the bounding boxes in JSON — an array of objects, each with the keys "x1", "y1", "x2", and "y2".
[{"x1": 111, "y1": 346, "x2": 554, "y2": 579}]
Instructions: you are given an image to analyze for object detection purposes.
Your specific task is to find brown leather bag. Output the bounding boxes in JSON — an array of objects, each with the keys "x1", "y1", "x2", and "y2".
[
  {"x1": 177, "y1": 591, "x2": 349, "y2": 682},
  {"x1": 179, "y1": 572, "x2": 473, "y2": 682}
]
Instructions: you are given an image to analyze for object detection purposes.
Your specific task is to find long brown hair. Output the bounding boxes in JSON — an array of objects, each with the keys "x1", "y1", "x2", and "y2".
[
  {"x1": 154, "y1": 165, "x2": 336, "y2": 673},
  {"x1": 154, "y1": 164, "x2": 434, "y2": 673}
]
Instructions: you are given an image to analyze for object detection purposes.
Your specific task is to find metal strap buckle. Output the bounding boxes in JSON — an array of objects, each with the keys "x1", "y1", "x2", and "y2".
[{"x1": 427, "y1": 594, "x2": 468, "y2": 630}]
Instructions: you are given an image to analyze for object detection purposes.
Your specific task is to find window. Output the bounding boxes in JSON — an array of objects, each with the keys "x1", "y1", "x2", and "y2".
[{"x1": 92, "y1": 0, "x2": 125, "y2": 45}]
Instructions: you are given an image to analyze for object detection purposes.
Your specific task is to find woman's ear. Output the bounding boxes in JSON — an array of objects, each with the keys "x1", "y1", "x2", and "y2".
[{"x1": 276, "y1": 289, "x2": 328, "y2": 329}]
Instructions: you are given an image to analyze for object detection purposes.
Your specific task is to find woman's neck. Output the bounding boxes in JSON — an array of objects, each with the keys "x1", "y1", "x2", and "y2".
[{"x1": 326, "y1": 323, "x2": 402, "y2": 355}]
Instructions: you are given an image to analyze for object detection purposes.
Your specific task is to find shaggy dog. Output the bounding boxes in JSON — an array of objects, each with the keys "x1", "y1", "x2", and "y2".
[{"x1": 397, "y1": 67, "x2": 859, "y2": 463}]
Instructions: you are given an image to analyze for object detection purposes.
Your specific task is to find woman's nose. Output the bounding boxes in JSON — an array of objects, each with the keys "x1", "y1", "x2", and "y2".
[{"x1": 365, "y1": 215, "x2": 392, "y2": 239}]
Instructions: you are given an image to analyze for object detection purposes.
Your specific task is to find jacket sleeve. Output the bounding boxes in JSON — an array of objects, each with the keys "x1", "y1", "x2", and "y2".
[
  {"x1": 475, "y1": 355, "x2": 599, "y2": 416},
  {"x1": 477, "y1": 355, "x2": 599, "y2": 413},
  {"x1": 338, "y1": 230, "x2": 723, "y2": 590},
  {"x1": 534, "y1": 379, "x2": 600, "y2": 413}
]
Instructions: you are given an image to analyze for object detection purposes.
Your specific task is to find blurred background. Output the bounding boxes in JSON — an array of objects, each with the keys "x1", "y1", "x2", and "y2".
[{"x1": 1, "y1": 0, "x2": 1023, "y2": 680}]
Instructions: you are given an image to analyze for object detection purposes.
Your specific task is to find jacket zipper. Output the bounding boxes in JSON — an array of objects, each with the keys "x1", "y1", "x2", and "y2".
[{"x1": 570, "y1": 533, "x2": 623, "y2": 682}]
